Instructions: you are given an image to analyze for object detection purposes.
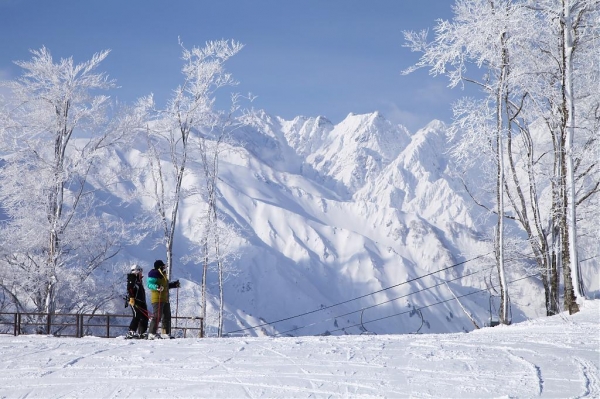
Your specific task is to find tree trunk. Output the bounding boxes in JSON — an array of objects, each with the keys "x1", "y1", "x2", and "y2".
[
  {"x1": 558, "y1": 0, "x2": 580, "y2": 314},
  {"x1": 562, "y1": 0, "x2": 583, "y2": 303},
  {"x1": 201, "y1": 234, "x2": 209, "y2": 329},
  {"x1": 496, "y1": 29, "x2": 510, "y2": 325}
]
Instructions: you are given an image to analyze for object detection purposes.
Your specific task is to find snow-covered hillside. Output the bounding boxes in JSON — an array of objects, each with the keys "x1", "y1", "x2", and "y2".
[
  {"x1": 113, "y1": 111, "x2": 598, "y2": 337},
  {"x1": 1, "y1": 300, "x2": 598, "y2": 398}
]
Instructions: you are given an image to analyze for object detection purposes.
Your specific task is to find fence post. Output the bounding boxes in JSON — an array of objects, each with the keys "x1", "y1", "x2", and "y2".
[
  {"x1": 13, "y1": 313, "x2": 18, "y2": 336},
  {"x1": 17, "y1": 313, "x2": 21, "y2": 336},
  {"x1": 46, "y1": 313, "x2": 51, "y2": 335},
  {"x1": 106, "y1": 315, "x2": 110, "y2": 338}
]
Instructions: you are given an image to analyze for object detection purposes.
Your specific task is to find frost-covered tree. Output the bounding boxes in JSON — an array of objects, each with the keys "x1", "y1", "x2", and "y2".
[
  {"x1": 0, "y1": 48, "x2": 133, "y2": 315},
  {"x1": 135, "y1": 39, "x2": 243, "y2": 329},
  {"x1": 404, "y1": 0, "x2": 599, "y2": 317},
  {"x1": 521, "y1": 0, "x2": 600, "y2": 313},
  {"x1": 403, "y1": 0, "x2": 530, "y2": 324},
  {"x1": 191, "y1": 100, "x2": 250, "y2": 336}
]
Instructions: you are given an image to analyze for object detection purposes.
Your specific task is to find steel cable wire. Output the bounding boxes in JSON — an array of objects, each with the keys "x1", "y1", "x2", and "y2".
[
  {"x1": 323, "y1": 272, "x2": 538, "y2": 335},
  {"x1": 224, "y1": 251, "x2": 493, "y2": 335},
  {"x1": 273, "y1": 265, "x2": 496, "y2": 337}
]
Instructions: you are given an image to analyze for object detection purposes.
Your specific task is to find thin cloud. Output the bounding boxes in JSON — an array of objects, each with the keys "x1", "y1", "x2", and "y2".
[
  {"x1": 381, "y1": 102, "x2": 438, "y2": 133},
  {"x1": 0, "y1": 68, "x2": 12, "y2": 80},
  {"x1": 414, "y1": 80, "x2": 456, "y2": 105}
]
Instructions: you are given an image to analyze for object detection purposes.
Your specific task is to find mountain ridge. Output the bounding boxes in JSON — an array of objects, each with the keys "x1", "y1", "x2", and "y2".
[
  {"x1": 107, "y1": 109, "x2": 595, "y2": 337},
  {"x1": 176, "y1": 110, "x2": 527, "y2": 335}
]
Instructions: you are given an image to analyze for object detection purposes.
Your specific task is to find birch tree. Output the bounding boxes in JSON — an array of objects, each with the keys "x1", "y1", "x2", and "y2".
[
  {"x1": 0, "y1": 48, "x2": 133, "y2": 315},
  {"x1": 136, "y1": 40, "x2": 243, "y2": 328},
  {"x1": 404, "y1": 0, "x2": 599, "y2": 317},
  {"x1": 403, "y1": 0, "x2": 529, "y2": 324},
  {"x1": 522, "y1": 0, "x2": 600, "y2": 313},
  {"x1": 193, "y1": 100, "x2": 248, "y2": 336},
  {"x1": 197, "y1": 127, "x2": 229, "y2": 336}
]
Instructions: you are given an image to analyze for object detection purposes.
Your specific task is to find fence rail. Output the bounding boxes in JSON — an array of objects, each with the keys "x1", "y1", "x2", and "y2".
[{"x1": 0, "y1": 311, "x2": 204, "y2": 338}]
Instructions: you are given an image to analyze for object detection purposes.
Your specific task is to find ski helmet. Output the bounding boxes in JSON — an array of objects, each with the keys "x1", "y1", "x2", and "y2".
[{"x1": 130, "y1": 264, "x2": 143, "y2": 274}]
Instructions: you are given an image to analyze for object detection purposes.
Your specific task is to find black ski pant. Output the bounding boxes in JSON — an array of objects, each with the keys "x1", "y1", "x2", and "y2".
[
  {"x1": 149, "y1": 302, "x2": 171, "y2": 335},
  {"x1": 129, "y1": 302, "x2": 148, "y2": 335}
]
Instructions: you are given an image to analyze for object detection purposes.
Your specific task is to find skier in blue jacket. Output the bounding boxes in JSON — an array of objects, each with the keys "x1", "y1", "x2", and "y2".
[{"x1": 147, "y1": 260, "x2": 180, "y2": 339}]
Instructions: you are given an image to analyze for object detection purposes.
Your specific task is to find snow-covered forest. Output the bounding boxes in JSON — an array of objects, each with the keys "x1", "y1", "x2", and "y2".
[{"x1": 0, "y1": 0, "x2": 598, "y2": 339}]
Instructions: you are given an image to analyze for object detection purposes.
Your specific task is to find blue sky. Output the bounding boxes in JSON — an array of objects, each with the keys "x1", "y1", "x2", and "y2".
[{"x1": 1, "y1": 0, "x2": 463, "y2": 132}]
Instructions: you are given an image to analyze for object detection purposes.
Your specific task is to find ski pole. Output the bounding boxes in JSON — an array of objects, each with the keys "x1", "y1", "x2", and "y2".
[
  {"x1": 130, "y1": 303, "x2": 137, "y2": 318},
  {"x1": 157, "y1": 291, "x2": 162, "y2": 335},
  {"x1": 158, "y1": 268, "x2": 166, "y2": 335},
  {"x1": 175, "y1": 286, "x2": 179, "y2": 330},
  {"x1": 133, "y1": 303, "x2": 153, "y2": 318}
]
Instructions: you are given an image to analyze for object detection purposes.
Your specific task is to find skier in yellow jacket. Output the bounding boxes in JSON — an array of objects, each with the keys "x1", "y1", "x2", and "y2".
[{"x1": 146, "y1": 260, "x2": 180, "y2": 339}]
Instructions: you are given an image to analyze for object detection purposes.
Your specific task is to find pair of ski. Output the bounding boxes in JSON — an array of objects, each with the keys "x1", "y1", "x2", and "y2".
[
  {"x1": 124, "y1": 332, "x2": 146, "y2": 340},
  {"x1": 123, "y1": 333, "x2": 175, "y2": 340},
  {"x1": 147, "y1": 334, "x2": 175, "y2": 340}
]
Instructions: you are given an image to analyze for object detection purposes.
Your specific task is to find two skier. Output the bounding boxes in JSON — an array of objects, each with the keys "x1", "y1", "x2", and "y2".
[{"x1": 126, "y1": 259, "x2": 180, "y2": 340}]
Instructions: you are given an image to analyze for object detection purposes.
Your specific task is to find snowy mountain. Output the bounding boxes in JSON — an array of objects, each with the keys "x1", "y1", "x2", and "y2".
[{"x1": 111, "y1": 110, "x2": 597, "y2": 337}]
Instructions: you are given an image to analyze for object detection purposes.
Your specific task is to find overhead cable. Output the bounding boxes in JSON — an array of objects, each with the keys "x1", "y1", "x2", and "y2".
[
  {"x1": 273, "y1": 264, "x2": 496, "y2": 337},
  {"x1": 225, "y1": 251, "x2": 493, "y2": 335},
  {"x1": 323, "y1": 273, "x2": 537, "y2": 335}
]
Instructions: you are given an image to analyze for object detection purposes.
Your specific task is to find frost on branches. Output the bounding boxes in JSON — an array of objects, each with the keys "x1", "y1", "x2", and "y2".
[
  {"x1": 403, "y1": 0, "x2": 600, "y2": 315},
  {"x1": 0, "y1": 48, "x2": 136, "y2": 316}
]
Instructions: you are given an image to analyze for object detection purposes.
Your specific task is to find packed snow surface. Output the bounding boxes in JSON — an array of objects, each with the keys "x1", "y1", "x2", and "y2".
[{"x1": 1, "y1": 300, "x2": 598, "y2": 398}]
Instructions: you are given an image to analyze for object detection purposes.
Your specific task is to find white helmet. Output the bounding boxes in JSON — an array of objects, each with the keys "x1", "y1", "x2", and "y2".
[{"x1": 130, "y1": 264, "x2": 143, "y2": 274}]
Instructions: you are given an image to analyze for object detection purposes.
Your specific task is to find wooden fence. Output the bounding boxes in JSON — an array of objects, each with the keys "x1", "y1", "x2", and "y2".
[{"x1": 0, "y1": 311, "x2": 204, "y2": 338}]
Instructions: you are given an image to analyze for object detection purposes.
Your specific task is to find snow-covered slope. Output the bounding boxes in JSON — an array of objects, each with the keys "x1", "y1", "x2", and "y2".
[
  {"x1": 1, "y1": 300, "x2": 598, "y2": 398},
  {"x1": 110, "y1": 110, "x2": 597, "y2": 337}
]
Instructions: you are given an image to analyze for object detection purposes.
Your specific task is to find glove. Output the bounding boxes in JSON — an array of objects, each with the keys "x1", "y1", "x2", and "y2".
[
  {"x1": 129, "y1": 297, "x2": 135, "y2": 306},
  {"x1": 175, "y1": 280, "x2": 181, "y2": 288}
]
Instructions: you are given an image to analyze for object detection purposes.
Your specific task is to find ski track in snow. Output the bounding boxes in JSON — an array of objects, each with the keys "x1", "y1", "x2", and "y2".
[
  {"x1": 0, "y1": 302, "x2": 598, "y2": 398},
  {"x1": 575, "y1": 357, "x2": 600, "y2": 399}
]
